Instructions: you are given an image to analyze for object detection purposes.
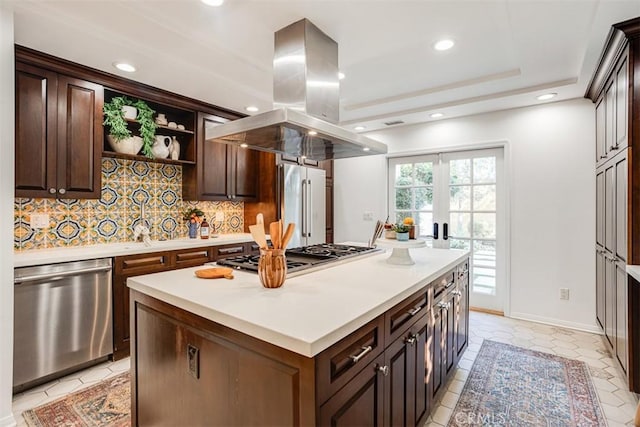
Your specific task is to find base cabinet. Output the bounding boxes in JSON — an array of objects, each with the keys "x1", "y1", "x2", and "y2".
[{"x1": 130, "y1": 258, "x2": 469, "y2": 426}]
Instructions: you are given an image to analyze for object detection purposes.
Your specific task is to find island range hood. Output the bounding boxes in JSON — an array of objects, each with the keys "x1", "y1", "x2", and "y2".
[{"x1": 205, "y1": 19, "x2": 387, "y2": 161}]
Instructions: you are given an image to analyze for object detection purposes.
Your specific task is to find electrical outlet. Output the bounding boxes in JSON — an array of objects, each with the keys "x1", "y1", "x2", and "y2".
[
  {"x1": 559, "y1": 288, "x2": 570, "y2": 300},
  {"x1": 363, "y1": 211, "x2": 374, "y2": 221},
  {"x1": 30, "y1": 213, "x2": 49, "y2": 229}
]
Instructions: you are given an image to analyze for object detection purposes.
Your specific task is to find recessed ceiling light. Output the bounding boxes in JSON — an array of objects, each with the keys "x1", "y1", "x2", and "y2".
[
  {"x1": 245, "y1": 106, "x2": 259, "y2": 112},
  {"x1": 536, "y1": 93, "x2": 557, "y2": 101},
  {"x1": 430, "y1": 112, "x2": 444, "y2": 118},
  {"x1": 308, "y1": 130, "x2": 318, "y2": 136},
  {"x1": 201, "y1": 0, "x2": 224, "y2": 6},
  {"x1": 338, "y1": 72, "x2": 345, "y2": 80},
  {"x1": 240, "y1": 143, "x2": 248, "y2": 148},
  {"x1": 363, "y1": 147, "x2": 371, "y2": 152},
  {"x1": 434, "y1": 39, "x2": 455, "y2": 51},
  {"x1": 113, "y1": 62, "x2": 136, "y2": 73},
  {"x1": 354, "y1": 126, "x2": 366, "y2": 131}
]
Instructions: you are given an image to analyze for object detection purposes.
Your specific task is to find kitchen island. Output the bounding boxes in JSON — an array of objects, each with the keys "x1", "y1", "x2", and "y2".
[{"x1": 128, "y1": 247, "x2": 469, "y2": 426}]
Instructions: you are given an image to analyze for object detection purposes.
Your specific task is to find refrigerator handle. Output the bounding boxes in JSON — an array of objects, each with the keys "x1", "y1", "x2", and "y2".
[
  {"x1": 301, "y1": 179, "x2": 308, "y2": 237},
  {"x1": 308, "y1": 180, "x2": 312, "y2": 238}
]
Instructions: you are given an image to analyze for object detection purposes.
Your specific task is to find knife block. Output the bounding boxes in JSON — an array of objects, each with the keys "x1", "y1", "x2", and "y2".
[{"x1": 258, "y1": 248, "x2": 287, "y2": 288}]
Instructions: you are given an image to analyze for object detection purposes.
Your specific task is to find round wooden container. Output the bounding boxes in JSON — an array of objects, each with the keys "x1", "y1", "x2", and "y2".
[{"x1": 258, "y1": 248, "x2": 287, "y2": 288}]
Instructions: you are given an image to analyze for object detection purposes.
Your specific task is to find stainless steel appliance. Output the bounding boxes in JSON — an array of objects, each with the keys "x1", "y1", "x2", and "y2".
[
  {"x1": 205, "y1": 19, "x2": 387, "y2": 161},
  {"x1": 13, "y1": 259, "x2": 113, "y2": 392},
  {"x1": 283, "y1": 163, "x2": 326, "y2": 247},
  {"x1": 216, "y1": 244, "x2": 378, "y2": 274}
]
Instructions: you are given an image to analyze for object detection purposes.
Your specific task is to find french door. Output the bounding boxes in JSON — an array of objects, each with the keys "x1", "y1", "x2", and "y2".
[{"x1": 388, "y1": 148, "x2": 506, "y2": 312}]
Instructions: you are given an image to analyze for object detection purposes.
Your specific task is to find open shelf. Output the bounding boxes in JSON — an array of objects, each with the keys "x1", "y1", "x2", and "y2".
[{"x1": 102, "y1": 151, "x2": 196, "y2": 166}]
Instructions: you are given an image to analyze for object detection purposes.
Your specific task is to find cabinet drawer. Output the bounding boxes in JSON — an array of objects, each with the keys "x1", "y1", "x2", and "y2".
[
  {"x1": 117, "y1": 253, "x2": 171, "y2": 275},
  {"x1": 432, "y1": 269, "x2": 456, "y2": 300},
  {"x1": 315, "y1": 316, "x2": 384, "y2": 406},
  {"x1": 215, "y1": 244, "x2": 247, "y2": 259},
  {"x1": 174, "y1": 247, "x2": 214, "y2": 268},
  {"x1": 385, "y1": 287, "x2": 431, "y2": 345}
]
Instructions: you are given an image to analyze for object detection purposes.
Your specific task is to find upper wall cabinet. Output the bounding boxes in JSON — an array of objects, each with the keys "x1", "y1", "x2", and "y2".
[
  {"x1": 183, "y1": 113, "x2": 259, "y2": 201},
  {"x1": 15, "y1": 62, "x2": 103, "y2": 199}
]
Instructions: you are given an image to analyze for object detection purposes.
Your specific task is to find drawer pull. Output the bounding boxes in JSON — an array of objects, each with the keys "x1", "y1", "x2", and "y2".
[
  {"x1": 451, "y1": 290, "x2": 462, "y2": 296},
  {"x1": 349, "y1": 345, "x2": 373, "y2": 364},
  {"x1": 376, "y1": 364, "x2": 389, "y2": 376},
  {"x1": 408, "y1": 305, "x2": 422, "y2": 316},
  {"x1": 437, "y1": 301, "x2": 450, "y2": 310}
]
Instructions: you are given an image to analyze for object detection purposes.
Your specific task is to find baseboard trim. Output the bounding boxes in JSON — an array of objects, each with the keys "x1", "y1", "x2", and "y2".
[
  {"x1": 509, "y1": 312, "x2": 602, "y2": 334},
  {"x1": 470, "y1": 306, "x2": 504, "y2": 316},
  {"x1": 0, "y1": 413, "x2": 16, "y2": 427}
]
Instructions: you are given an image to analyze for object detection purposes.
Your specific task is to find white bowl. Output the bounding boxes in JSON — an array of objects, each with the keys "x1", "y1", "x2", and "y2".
[
  {"x1": 121, "y1": 105, "x2": 137, "y2": 120},
  {"x1": 107, "y1": 135, "x2": 143, "y2": 155}
]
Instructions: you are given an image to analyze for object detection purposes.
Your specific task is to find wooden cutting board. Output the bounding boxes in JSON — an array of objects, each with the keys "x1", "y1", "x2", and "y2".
[{"x1": 194, "y1": 267, "x2": 234, "y2": 279}]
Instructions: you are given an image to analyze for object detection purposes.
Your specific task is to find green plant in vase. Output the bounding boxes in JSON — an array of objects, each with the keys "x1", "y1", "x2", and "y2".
[{"x1": 103, "y1": 96, "x2": 157, "y2": 158}]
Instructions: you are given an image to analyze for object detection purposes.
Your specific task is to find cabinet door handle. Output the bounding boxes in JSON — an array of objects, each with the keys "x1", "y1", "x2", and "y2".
[
  {"x1": 404, "y1": 333, "x2": 418, "y2": 346},
  {"x1": 443, "y1": 223, "x2": 449, "y2": 240},
  {"x1": 452, "y1": 290, "x2": 462, "y2": 296},
  {"x1": 49, "y1": 188, "x2": 57, "y2": 194},
  {"x1": 376, "y1": 364, "x2": 389, "y2": 376},
  {"x1": 349, "y1": 345, "x2": 373, "y2": 364},
  {"x1": 609, "y1": 145, "x2": 618, "y2": 151},
  {"x1": 407, "y1": 305, "x2": 422, "y2": 316},
  {"x1": 58, "y1": 188, "x2": 66, "y2": 195},
  {"x1": 433, "y1": 223, "x2": 439, "y2": 240}
]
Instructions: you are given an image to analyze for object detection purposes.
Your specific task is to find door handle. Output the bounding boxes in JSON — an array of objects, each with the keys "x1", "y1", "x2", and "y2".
[
  {"x1": 307, "y1": 179, "x2": 312, "y2": 238},
  {"x1": 433, "y1": 222, "x2": 439, "y2": 240},
  {"x1": 301, "y1": 179, "x2": 308, "y2": 237},
  {"x1": 443, "y1": 223, "x2": 449, "y2": 240}
]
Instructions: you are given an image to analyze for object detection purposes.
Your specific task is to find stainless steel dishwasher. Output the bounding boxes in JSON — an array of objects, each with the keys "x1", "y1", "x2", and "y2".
[{"x1": 13, "y1": 258, "x2": 113, "y2": 392}]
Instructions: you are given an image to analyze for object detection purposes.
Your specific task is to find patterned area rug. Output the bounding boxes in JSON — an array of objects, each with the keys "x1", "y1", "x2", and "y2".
[
  {"x1": 23, "y1": 373, "x2": 130, "y2": 427},
  {"x1": 448, "y1": 340, "x2": 606, "y2": 426}
]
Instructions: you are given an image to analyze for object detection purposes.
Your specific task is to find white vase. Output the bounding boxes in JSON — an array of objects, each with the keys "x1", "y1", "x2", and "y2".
[
  {"x1": 121, "y1": 105, "x2": 137, "y2": 120},
  {"x1": 107, "y1": 135, "x2": 143, "y2": 155}
]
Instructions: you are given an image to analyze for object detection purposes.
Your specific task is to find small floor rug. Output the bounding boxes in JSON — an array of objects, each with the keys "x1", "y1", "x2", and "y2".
[
  {"x1": 448, "y1": 340, "x2": 606, "y2": 427},
  {"x1": 23, "y1": 373, "x2": 130, "y2": 427}
]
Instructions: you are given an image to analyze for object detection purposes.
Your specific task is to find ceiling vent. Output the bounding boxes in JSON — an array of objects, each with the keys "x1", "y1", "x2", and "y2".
[{"x1": 384, "y1": 120, "x2": 405, "y2": 126}]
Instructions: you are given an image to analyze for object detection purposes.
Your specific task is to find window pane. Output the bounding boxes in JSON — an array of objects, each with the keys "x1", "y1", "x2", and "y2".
[
  {"x1": 473, "y1": 157, "x2": 496, "y2": 183},
  {"x1": 415, "y1": 187, "x2": 433, "y2": 210},
  {"x1": 395, "y1": 164, "x2": 413, "y2": 186},
  {"x1": 473, "y1": 240, "x2": 496, "y2": 294},
  {"x1": 415, "y1": 162, "x2": 433, "y2": 186},
  {"x1": 473, "y1": 213, "x2": 496, "y2": 239},
  {"x1": 449, "y1": 213, "x2": 471, "y2": 238},
  {"x1": 450, "y1": 185, "x2": 470, "y2": 211},
  {"x1": 473, "y1": 185, "x2": 496, "y2": 211},
  {"x1": 418, "y1": 211, "x2": 433, "y2": 236},
  {"x1": 449, "y1": 238, "x2": 470, "y2": 250},
  {"x1": 450, "y1": 159, "x2": 471, "y2": 184},
  {"x1": 395, "y1": 188, "x2": 411, "y2": 209}
]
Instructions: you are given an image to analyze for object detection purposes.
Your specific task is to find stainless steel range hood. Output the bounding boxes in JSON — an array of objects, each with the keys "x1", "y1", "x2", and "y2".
[{"x1": 205, "y1": 19, "x2": 387, "y2": 161}]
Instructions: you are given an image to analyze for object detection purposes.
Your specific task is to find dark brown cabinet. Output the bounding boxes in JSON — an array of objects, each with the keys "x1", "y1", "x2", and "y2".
[
  {"x1": 588, "y1": 18, "x2": 639, "y2": 392},
  {"x1": 184, "y1": 112, "x2": 258, "y2": 201},
  {"x1": 130, "y1": 258, "x2": 469, "y2": 426},
  {"x1": 15, "y1": 61, "x2": 103, "y2": 199},
  {"x1": 112, "y1": 244, "x2": 248, "y2": 360}
]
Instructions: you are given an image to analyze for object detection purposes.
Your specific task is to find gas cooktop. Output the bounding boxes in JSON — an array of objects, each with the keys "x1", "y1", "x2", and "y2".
[{"x1": 215, "y1": 244, "x2": 378, "y2": 274}]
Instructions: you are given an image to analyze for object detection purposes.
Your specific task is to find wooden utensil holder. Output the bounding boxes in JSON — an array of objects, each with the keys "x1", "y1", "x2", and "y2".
[{"x1": 258, "y1": 248, "x2": 287, "y2": 288}]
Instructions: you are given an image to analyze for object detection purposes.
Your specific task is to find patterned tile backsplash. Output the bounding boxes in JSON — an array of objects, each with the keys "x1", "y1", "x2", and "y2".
[{"x1": 14, "y1": 158, "x2": 244, "y2": 250}]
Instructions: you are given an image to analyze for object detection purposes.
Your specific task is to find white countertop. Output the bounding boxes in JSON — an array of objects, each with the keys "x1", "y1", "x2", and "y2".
[
  {"x1": 128, "y1": 247, "x2": 468, "y2": 357},
  {"x1": 14, "y1": 234, "x2": 254, "y2": 267},
  {"x1": 627, "y1": 265, "x2": 640, "y2": 282}
]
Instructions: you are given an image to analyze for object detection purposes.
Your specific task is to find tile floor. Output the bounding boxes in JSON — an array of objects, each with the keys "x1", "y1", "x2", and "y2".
[{"x1": 10, "y1": 312, "x2": 639, "y2": 426}]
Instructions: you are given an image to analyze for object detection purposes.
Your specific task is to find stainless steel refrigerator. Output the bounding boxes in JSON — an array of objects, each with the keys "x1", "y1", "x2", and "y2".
[{"x1": 282, "y1": 164, "x2": 326, "y2": 248}]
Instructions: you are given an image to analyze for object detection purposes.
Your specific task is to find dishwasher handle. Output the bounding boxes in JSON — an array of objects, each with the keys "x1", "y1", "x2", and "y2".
[{"x1": 14, "y1": 266, "x2": 112, "y2": 285}]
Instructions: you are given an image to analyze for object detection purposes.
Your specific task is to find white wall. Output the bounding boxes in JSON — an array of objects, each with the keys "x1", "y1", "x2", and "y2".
[
  {"x1": 0, "y1": 5, "x2": 16, "y2": 427},
  {"x1": 335, "y1": 98, "x2": 597, "y2": 332}
]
